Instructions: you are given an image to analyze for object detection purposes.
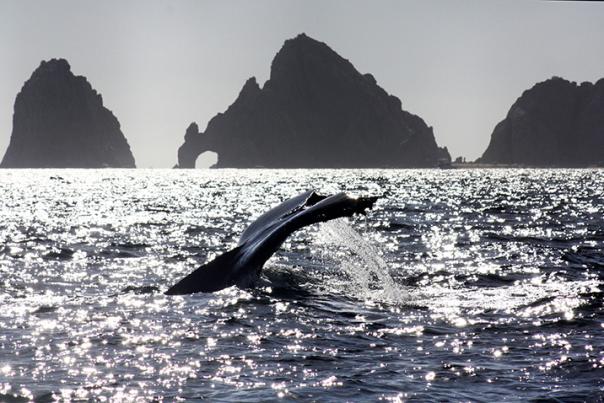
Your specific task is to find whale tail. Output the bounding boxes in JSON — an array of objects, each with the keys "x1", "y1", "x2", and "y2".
[
  {"x1": 165, "y1": 191, "x2": 378, "y2": 295},
  {"x1": 165, "y1": 246, "x2": 244, "y2": 295}
]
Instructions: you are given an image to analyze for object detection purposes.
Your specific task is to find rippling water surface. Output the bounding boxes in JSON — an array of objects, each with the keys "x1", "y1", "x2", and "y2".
[{"x1": 0, "y1": 169, "x2": 603, "y2": 401}]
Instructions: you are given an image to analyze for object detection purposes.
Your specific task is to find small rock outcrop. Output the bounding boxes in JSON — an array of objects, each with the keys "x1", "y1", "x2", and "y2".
[
  {"x1": 479, "y1": 77, "x2": 604, "y2": 167},
  {"x1": 1, "y1": 59, "x2": 136, "y2": 168},
  {"x1": 177, "y1": 33, "x2": 449, "y2": 168}
]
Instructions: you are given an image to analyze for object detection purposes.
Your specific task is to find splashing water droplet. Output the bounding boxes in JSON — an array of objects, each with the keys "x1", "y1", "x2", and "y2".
[{"x1": 316, "y1": 218, "x2": 407, "y2": 304}]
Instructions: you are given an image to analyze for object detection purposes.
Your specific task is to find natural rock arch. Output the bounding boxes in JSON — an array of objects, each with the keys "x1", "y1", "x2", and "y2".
[{"x1": 175, "y1": 34, "x2": 450, "y2": 169}]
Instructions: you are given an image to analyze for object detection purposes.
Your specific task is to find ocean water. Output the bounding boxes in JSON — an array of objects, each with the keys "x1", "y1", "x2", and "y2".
[{"x1": 0, "y1": 169, "x2": 603, "y2": 402}]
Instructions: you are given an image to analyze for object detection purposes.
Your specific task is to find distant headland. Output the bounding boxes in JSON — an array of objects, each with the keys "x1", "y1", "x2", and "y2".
[
  {"x1": 478, "y1": 76, "x2": 604, "y2": 167},
  {"x1": 0, "y1": 59, "x2": 135, "y2": 168},
  {"x1": 176, "y1": 33, "x2": 450, "y2": 168}
]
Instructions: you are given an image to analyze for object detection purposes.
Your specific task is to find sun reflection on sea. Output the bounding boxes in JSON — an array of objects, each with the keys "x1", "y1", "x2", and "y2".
[{"x1": 0, "y1": 169, "x2": 602, "y2": 400}]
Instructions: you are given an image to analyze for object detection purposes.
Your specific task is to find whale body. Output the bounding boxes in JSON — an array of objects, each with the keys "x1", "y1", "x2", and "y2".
[{"x1": 165, "y1": 190, "x2": 378, "y2": 295}]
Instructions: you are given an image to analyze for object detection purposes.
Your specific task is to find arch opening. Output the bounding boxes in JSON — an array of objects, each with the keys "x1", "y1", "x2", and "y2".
[{"x1": 195, "y1": 151, "x2": 218, "y2": 168}]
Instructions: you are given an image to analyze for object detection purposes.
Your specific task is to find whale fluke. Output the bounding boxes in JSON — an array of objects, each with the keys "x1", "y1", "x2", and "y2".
[{"x1": 165, "y1": 191, "x2": 378, "y2": 295}]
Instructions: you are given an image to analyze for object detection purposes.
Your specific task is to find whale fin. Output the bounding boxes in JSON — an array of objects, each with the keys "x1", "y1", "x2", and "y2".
[{"x1": 165, "y1": 246, "x2": 244, "y2": 295}]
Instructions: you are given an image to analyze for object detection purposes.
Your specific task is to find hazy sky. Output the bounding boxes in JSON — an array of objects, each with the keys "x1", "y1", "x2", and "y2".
[{"x1": 1, "y1": 0, "x2": 603, "y2": 167}]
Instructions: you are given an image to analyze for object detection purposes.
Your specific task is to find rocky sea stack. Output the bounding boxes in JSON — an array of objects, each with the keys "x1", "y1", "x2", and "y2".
[
  {"x1": 479, "y1": 77, "x2": 604, "y2": 167},
  {"x1": 177, "y1": 33, "x2": 449, "y2": 168},
  {"x1": 1, "y1": 59, "x2": 135, "y2": 168}
]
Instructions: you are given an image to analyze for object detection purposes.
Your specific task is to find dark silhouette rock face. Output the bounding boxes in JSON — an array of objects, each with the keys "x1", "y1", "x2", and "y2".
[
  {"x1": 479, "y1": 77, "x2": 604, "y2": 167},
  {"x1": 1, "y1": 59, "x2": 135, "y2": 168},
  {"x1": 177, "y1": 34, "x2": 449, "y2": 168}
]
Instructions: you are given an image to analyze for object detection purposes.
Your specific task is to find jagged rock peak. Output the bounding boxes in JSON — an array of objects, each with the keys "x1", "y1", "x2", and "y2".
[
  {"x1": 184, "y1": 122, "x2": 199, "y2": 143},
  {"x1": 269, "y1": 33, "x2": 355, "y2": 84},
  {"x1": 34, "y1": 58, "x2": 71, "y2": 74},
  {"x1": 239, "y1": 77, "x2": 261, "y2": 96},
  {"x1": 0, "y1": 58, "x2": 136, "y2": 168}
]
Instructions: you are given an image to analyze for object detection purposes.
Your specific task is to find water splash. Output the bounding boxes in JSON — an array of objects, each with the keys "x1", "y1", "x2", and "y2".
[{"x1": 316, "y1": 218, "x2": 407, "y2": 304}]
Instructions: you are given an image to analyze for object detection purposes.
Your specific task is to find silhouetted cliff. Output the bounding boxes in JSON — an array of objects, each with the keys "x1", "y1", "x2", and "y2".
[
  {"x1": 479, "y1": 77, "x2": 604, "y2": 167},
  {"x1": 1, "y1": 59, "x2": 135, "y2": 168},
  {"x1": 177, "y1": 34, "x2": 449, "y2": 168}
]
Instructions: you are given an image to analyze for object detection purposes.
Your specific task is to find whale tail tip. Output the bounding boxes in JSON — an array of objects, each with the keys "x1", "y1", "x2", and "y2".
[{"x1": 355, "y1": 195, "x2": 379, "y2": 214}]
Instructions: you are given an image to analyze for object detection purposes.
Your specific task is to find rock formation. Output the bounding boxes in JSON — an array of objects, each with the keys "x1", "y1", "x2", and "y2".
[
  {"x1": 177, "y1": 33, "x2": 449, "y2": 168},
  {"x1": 1, "y1": 59, "x2": 136, "y2": 168},
  {"x1": 479, "y1": 77, "x2": 604, "y2": 167}
]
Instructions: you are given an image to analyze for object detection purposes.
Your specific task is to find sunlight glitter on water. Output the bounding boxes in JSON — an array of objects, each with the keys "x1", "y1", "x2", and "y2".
[{"x1": 0, "y1": 169, "x2": 603, "y2": 401}]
